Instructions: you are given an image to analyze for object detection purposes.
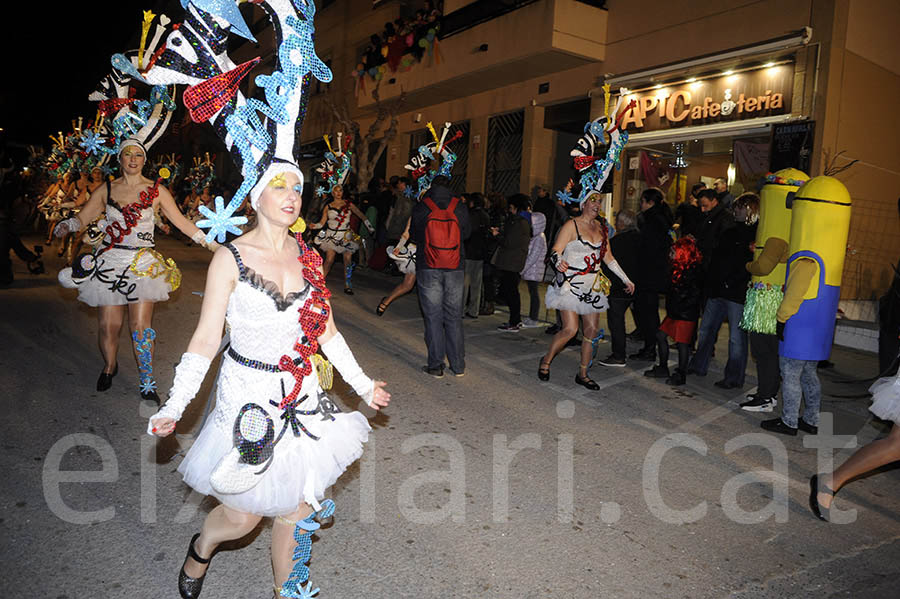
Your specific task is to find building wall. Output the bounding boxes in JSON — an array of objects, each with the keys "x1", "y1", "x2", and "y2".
[
  {"x1": 288, "y1": 0, "x2": 898, "y2": 298},
  {"x1": 816, "y1": 0, "x2": 900, "y2": 299}
]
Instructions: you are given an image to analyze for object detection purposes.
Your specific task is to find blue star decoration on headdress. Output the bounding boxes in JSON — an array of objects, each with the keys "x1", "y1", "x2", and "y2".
[
  {"x1": 79, "y1": 131, "x2": 106, "y2": 155},
  {"x1": 196, "y1": 195, "x2": 248, "y2": 243}
]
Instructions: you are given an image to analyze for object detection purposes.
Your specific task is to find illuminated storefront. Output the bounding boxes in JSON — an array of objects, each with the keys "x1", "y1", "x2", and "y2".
[{"x1": 607, "y1": 59, "x2": 809, "y2": 210}]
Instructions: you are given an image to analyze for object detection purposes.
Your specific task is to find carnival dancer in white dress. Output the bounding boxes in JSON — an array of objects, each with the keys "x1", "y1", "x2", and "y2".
[
  {"x1": 540, "y1": 193, "x2": 634, "y2": 389},
  {"x1": 309, "y1": 184, "x2": 373, "y2": 294},
  {"x1": 149, "y1": 167, "x2": 391, "y2": 598},
  {"x1": 809, "y1": 370, "x2": 900, "y2": 522},
  {"x1": 538, "y1": 90, "x2": 636, "y2": 389},
  {"x1": 376, "y1": 216, "x2": 417, "y2": 316},
  {"x1": 54, "y1": 139, "x2": 217, "y2": 402},
  {"x1": 376, "y1": 121, "x2": 461, "y2": 316}
]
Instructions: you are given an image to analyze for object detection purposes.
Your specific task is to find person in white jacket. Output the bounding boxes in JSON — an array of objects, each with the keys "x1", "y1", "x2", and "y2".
[{"x1": 520, "y1": 211, "x2": 547, "y2": 327}]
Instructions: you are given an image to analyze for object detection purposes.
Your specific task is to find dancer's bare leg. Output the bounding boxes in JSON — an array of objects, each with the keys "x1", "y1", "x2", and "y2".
[
  {"x1": 382, "y1": 273, "x2": 416, "y2": 308},
  {"x1": 321, "y1": 250, "x2": 337, "y2": 278},
  {"x1": 543, "y1": 310, "x2": 579, "y2": 366},
  {"x1": 183, "y1": 505, "x2": 263, "y2": 579},
  {"x1": 579, "y1": 313, "x2": 601, "y2": 378},
  {"x1": 97, "y1": 305, "x2": 126, "y2": 372},
  {"x1": 271, "y1": 503, "x2": 314, "y2": 597},
  {"x1": 819, "y1": 424, "x2": 900, "y2": 509}
]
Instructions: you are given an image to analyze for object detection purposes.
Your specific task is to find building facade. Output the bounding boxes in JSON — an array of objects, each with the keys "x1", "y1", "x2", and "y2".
[{"x1": 233, "y1": 0, "x2": 899, "y2": 301}]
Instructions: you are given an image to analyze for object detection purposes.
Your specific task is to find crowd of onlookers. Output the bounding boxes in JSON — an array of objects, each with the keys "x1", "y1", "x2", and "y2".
[{"x1": 298, "y1": 172, "x2": 760, "y2": 389}]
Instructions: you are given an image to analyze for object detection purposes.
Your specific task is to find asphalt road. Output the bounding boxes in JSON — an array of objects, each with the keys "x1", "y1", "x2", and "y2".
[{"x1": 1, "y1": 235, "x2": 898, "y2": 599}]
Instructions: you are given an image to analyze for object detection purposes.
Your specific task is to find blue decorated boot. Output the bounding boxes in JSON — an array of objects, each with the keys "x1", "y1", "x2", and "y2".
[{"x1": 277, "y1": 500, "x2": 336, "y2": 598}]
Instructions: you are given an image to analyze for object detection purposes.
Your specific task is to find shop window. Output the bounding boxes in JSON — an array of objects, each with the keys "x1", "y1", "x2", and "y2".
[{"x1": 620, "y1": 135, "x2": 770, "y2": 212}]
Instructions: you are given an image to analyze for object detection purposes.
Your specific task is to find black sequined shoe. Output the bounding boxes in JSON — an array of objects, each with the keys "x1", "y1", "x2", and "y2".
[
  {"x1": 96, "y1": 363, "x2": 118, "y2": 392},
  {"x1": 140, "y1": 389, "x2": 161, "y2": 405},
  {"x1": 179, "y1": 533, "x2": 212, "y2": 599}
]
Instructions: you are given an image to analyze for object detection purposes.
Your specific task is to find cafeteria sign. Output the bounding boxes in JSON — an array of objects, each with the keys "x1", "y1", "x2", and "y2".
[{"x1": 618, "y1": 63, "x2": 794, "y2": 132}]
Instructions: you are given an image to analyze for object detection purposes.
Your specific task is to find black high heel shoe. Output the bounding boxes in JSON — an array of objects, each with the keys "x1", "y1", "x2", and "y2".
[
  {"x1": 575, "y1": 371, "x2": 600, "y2": 390},
  {"x1": 96, "y1": 363, "x2": 118, "y2": 392},
  {"x1": 809, "y1": 474, "x2": 834, "y2": 522},
  {"x1": 376, "y1": 296, "x2": 388, "y2": 316},
  {"x1": 179, "y1": 533, "x2": 213, "y2": 599},
  {"x1": 538, "y1": 358, "x2": 551, "y2": 381}
]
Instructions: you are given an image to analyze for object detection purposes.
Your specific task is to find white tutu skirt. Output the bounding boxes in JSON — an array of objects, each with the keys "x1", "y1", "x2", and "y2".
[
  {"x1": 545, "y1": 279, "x2": 609, "y2": 315},
  {"x1": 387, "y1": 244, "x2": 416, "y2": 275},
  {"x1": 315, "y1": 229, "x2": 359, "y2": 254},
  {"x1": 179, "y1": 405, "x2": 371, "y2": 517},
  {"x1": 869, "y1": 374, "x2": 900, "y2": 424},
  {"x1": 58, "y1": 247, "x2": 179, "y2": 306}
]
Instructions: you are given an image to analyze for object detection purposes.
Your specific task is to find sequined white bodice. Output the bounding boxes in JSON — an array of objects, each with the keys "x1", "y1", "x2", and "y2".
[
  {"x1": 225, "y1": 260, "x2": 309, "y2": 365},
  {"x1": 106, "y1": 198, "x2": 156, "y2": 247},
  {"x1": 326, "y1": 205, "x2": 351, "y2": 232}
]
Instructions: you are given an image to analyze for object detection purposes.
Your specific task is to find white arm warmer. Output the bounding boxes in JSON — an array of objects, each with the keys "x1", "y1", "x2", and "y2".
[
  {"x1": 147, "y1": 352, "x2": 211, "y2": 434},
  {"x1": 191, "y1": 230, "x2": 220, "y2": 252},
  {"x1": 319, "y1": 333, "x2": 375, "y2": 406},
  {"x1": 54, "y1": 217, "x2": 82, "y2": 237},
  {"x1": 606, "y1": 259, "x2": 633, "y2": 287}
]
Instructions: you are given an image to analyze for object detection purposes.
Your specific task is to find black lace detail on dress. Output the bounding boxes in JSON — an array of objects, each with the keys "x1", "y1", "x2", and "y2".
[{"x1": 224, "y1": 242, "x2": 309, "y2": 312}]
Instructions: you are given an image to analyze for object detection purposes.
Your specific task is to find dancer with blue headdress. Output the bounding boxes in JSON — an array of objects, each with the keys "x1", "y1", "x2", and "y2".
[
  {"x1": 538, "y1": 89, "x2": 637, "y2": 390},
  {"x1": 376, "y1": 121, "x2": 459, "y2": 316},
  {"x1": 146, "y1": 2, "x2": 391, "y2": 597},
  {"x1": 54, "y1": 9, "x2": 217, "y2": 404}
]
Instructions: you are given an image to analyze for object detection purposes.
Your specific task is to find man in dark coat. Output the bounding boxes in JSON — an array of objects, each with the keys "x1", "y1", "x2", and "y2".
[
  {"x1": 492, "y1": 193, "x2": 532, "y2": 331},
  {"x1": 599, "y1": 209, "x2": 641, "y2": 366},
  {"x1": 463, "y1": 193, "x2": 491, "y2": 318},
  {"x1": 695, "y1": 188, "x2": 731, "y2": 271},
  {"x1": 675, "y1": 182, "x2": 705, "y2": 238},
  {"x1": 688, "y1": 195, "x2": 758, "y2": 388},
  {"x1": 630, "y1": 188, "x2": 673, "y2": 361},
  {"x1": 410, "y1": 176, "x2": 471, "y2": 377}
]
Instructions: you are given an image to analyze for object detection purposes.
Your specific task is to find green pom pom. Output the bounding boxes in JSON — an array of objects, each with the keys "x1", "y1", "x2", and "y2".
[{"x1": 740, "y1": 285, "x2": 783, "y2": 334}]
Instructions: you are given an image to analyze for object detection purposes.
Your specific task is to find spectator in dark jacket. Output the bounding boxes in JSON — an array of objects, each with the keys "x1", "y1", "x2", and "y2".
[
  {"x1": 599, "y1": 209, "x2": 640, "y2": 366},
  {"x1": 695, "y1": 188, "x2": 731, "y2": 271},
  {"x1": 675, "y1": 182, "x2": 705, "y2": 238},
  {"x1": 644, "y1": 236, "x2": 704, "y2": 385},
  {"x1": 410, "y1": 176, "x2": 471, "y2": 377},
  {"x1": 631, "y1": 188, "x2": 674, "y2": 361},
  {"x1": 688, "y1": 193, "x2": 758, "y2": 388},
  {"x1": 492, "y1": 193, "x2": 533, "y2": 331},
  {"x1": 463, "y1": 193, "x2": 490, "y2": 318}
]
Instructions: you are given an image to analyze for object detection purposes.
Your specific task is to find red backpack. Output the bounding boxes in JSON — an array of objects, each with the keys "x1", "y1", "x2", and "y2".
[{"x1": 422, "y1": 196, "x2": 461, "y2": 269}]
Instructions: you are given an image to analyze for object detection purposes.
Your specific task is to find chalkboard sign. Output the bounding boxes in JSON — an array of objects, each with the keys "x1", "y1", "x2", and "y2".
[{"x1": 770, "y1": 120, "x2": 815, "y2": 173}]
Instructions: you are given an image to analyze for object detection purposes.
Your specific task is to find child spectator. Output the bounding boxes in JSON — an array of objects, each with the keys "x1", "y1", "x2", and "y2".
[{"x1": 645, "y1": 236, "x2": 703, "y2": 385}]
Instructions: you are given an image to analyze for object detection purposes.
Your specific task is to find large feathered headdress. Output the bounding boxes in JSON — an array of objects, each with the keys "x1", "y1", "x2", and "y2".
[{"x1": 143, "y1": 0, "x2": 332, "y2": 241}]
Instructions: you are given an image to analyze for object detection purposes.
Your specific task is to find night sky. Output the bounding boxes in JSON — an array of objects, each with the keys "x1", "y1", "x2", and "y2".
[{"x1": 0, "y1": 2, "x2": 181, "y2": 148}]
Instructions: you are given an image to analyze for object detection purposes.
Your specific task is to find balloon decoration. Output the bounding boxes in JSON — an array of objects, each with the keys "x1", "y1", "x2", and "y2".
[{"x1": 351, "y1": 7, "x2": 443, "y2": 96}]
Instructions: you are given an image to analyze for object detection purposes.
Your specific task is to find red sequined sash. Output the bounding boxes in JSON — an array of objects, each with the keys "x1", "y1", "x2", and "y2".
[
  {"x1": 98, "y1": 179, "x2": 161, "y2": 257},
  {"x1": 277, "y1": 234, "x2": 332, "y2": 409}
]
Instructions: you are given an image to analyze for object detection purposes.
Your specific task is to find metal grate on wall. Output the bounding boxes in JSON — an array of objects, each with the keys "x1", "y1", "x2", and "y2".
[
  {"x1": 485, "y1": 110, "x2": 524, "y2": 198},
  {"x1": 408, "y1": 121, "x2": 469, "y2": 195}
]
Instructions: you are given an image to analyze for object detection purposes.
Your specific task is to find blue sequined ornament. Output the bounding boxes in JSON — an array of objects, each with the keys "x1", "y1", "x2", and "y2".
[{"x1": 196, "y1": 195, "x2": 248, "y2": 243}]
